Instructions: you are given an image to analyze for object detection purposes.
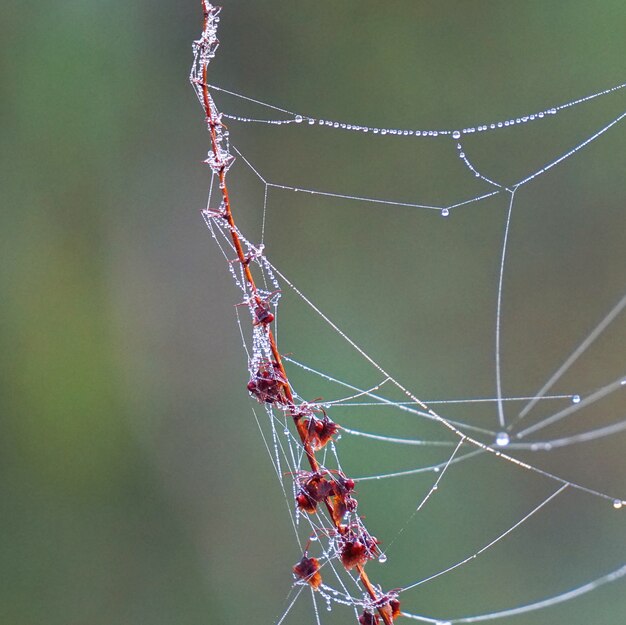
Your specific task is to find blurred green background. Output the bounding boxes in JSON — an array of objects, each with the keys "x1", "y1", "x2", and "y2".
[{"x1": 1, "y1": 1, "x2": 625, "y2": 624}]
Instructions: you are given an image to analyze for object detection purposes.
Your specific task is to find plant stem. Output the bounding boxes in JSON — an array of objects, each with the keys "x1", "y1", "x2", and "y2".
[{"x1": 198, "y1": 4, "x2": 393, "y2": 623}]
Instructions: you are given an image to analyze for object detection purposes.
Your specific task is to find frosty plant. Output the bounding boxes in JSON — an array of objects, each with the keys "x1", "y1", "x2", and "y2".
[
  {"x1": 192, "y1": 3, "x2": 626, "y2": 625},
  {"x1": 190, "y1": 3, "x2": 399, "y2": 623}
]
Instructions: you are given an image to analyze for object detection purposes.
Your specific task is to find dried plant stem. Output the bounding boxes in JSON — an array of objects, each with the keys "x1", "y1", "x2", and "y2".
[{"x1": 197, "y1": 3, "x2": 394, "y2": 623}]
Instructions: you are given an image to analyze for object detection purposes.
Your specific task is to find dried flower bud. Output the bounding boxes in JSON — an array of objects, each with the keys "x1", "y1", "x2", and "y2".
[
  {"x1": 390, "y1": 599, "x2": 401, "y2": 619},
  {"x1": 296, "y1": 472, "x2": 337, "y2": 514},
  {"x1": 303, "y1": 414, "x2": 338, "y2": 450},
  {"x1": 331, "y1": 495, "x2": 358, "y2": 524},
  {"x1": 253, "y1": 302, "x2": 274, "y2": 325},
  {"x1": 292, "y1": 556, "x2": 322, "y2": 589},
  {"x1": 341, "y1": 538, "x2": 368, "y2": 570},
  {"x1": 340, "y1": 527, "x2": 379, "y2": 570},
  {"x1": 247, "y1": 361, "x2": 287, "y2": 404},
  {"x1": 359, "y1": 611, "x2": 380, "y2": 625},
  {"x1": 377, "y1": 597, "x2": 402, "y2": 621}
]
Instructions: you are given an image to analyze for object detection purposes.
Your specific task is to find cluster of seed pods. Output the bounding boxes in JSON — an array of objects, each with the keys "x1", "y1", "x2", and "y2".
[
  {"x1": 259, "y1": 393, "x2": 401, "y2": 623},
  {"x1": 246, "y1": 374, "x2": 401, "y2": 622}
]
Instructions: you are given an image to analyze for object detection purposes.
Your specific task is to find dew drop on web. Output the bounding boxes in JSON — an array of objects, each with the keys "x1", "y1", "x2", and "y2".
[{"x1": 495, "y1": 432, "x2": 510, "y2": 447}]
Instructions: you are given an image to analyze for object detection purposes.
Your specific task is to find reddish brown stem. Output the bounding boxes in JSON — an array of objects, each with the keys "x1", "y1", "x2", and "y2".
[{"x1": 198, "y1": 5, "x2": 393, "y2": 623}]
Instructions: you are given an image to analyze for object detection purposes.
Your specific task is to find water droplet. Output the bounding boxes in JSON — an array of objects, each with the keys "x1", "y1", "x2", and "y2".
[
  {"x1": 283, "y1": 427, "x2": 290, "y2": 436},
  {"x1": 310, "y1": 533, "x2": 319, "y2": 541},
  {"x1": 433, "y1": 466, "x2": 440, "y2": 473},
  {"x1": 452, "y1": 130, "x2": 461, "y2": 139},
  {"x1": 294, "y1": 115, "x2": 303, "y2": 123},
  {"x1": 308, "y1": 118, "x2": 315, "y2": 125},
  {"x1": 572, "y1": 394, "x2": 581, "y2": 404},
  {"x1": 613, "y1": 500, "x2": 623, "y2": 510},
  {"x1": 458, "y1": 152, "x2": 465, "y2": 158},
  {"x1": 495, "y1": 432, "x2": 510, "y2": 447},
  {"x1": 441, "y1": 208, "x2": 450, "y2": 217},
  {"x1": 378, "y1": 553, "x2": 388, "y2": 563}
]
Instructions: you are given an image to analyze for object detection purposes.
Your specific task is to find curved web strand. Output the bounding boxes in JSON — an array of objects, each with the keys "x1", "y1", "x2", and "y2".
[
  {"x1": 209, "y1": 80, "x2": 626, "y2": 138},
  {"x1": 515, "y1": 293, "x2": 626, "y2": 422},
  {"x1": 400, "y1": 484, "x2": 569, "y2": 593},
  {"x1": 494, "y1": 190, "x2": 516, "y2": 429},
  {"x1": 403, "y1": 563, "x2": 626, "y2": 624},
  {"x1": 230, "y1": 96, "x2": 626, "y2": 215}
]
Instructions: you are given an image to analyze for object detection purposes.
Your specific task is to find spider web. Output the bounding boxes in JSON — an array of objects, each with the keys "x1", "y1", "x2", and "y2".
[{"x1": 192, "y1": 6, "x2": 625, "y2": 625}]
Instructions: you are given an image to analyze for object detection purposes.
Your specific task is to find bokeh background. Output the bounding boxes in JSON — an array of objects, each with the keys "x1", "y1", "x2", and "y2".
[{"x1": 1, "y1": 1, "x2": 625, "y2": 624}]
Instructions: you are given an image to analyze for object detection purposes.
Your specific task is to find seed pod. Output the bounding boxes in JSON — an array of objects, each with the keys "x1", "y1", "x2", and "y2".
[{"x1": 292, "y1": 556, "x2": 322, "y2": 590}]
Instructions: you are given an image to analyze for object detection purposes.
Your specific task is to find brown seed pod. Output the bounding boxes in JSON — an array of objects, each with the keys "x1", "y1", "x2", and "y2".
[
  {"x1": 247, "y1": 361, "x2": 287, "y2": 404},
  {"x1": 292, "y1": 556, "x2": 322, "y2": 590},
  {"x1": 340, "y1": 525, "x2": 379, "y2": 570},
  {"x1": 303, "y1": 413, "x2": 338, "y2": 450}
]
